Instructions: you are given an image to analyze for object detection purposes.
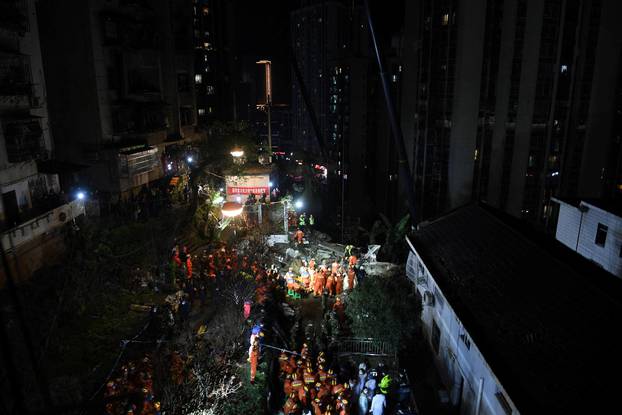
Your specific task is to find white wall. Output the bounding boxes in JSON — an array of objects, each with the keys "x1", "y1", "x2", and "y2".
[
  {"x1": 406, "y1": 249, "x2": 520, "y2": 415},
  {"x1": 554, "y1": 201, "x2": 582, "y2": 251},
  {"x1": 554, "y1": 199, "x2": 622, "y2": 278}
]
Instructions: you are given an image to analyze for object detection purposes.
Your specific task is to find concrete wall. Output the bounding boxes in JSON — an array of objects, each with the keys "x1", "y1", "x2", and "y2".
[
  {"x1": 553, "y1": 200, "x2": 582, "y2": 251},
  {"x1": 555, "y1": 199, "x2": 622, "y2": 278},
  {"x1": 406, "y1": 247, "x2": 521, "y2": 415},
  {"x1": 447, "y1": 0, "x2": 486, "y2": 209}
]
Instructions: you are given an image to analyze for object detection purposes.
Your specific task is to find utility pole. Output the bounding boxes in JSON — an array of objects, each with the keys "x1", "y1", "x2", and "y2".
[{"x1": 257, "y1": 60, "x2": 272, "y2": 163}]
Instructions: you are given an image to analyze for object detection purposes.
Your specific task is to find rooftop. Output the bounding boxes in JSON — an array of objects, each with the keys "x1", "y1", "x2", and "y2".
[
  {"x1": 553, "y1": 197, "x2": 622, "y2": 219},
  {"x1": 409, "y1": 204, "x2": 622, "y2": 414}
]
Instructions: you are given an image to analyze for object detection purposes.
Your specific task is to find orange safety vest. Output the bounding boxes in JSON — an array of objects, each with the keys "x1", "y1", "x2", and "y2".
[{"x1": 304, "y1": 372, "x2": 316, "y2": 384}]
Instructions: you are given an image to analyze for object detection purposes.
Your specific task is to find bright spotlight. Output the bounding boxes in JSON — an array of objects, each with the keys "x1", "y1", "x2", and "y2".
[
  {"x1": 269, "y1": 181, "x2": 273, "y2": 187},
  {"x1": 219, "y1": 187, "x2": 224, "y2": 192},
  {"x1": 294, "y1": 200, "x2": 303, "y2": 209},
  {"x1": 167, "y1": 163, "x2": 173, "y2": 171},
  {"x1": 236, "y1": 196, "x2": 242, "y2": 203},
  {"x1": 77, "y1": 192, "x2": 85, "y2": 200},
  {"x1": 187, "y1": 156, "x2": 193, "y2": 163}
]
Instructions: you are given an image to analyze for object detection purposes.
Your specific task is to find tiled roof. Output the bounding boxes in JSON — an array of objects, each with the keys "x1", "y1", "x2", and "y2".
[{"x1": 410, "y1": 204, "x2": 622, "y2": 413}]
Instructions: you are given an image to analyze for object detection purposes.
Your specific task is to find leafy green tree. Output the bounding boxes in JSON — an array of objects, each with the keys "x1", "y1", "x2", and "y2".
[{"x1": 345, "y1": 274, "x2": 421, "y2": 348}]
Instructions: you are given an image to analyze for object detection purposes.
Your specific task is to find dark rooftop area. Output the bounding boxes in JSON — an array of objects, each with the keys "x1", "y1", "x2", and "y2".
[{"x1": 410, "y1": 203, "x2": 622, "y2": 413}]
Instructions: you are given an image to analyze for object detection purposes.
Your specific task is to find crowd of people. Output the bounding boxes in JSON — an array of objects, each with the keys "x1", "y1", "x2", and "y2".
[
  {"x1": 103, "y1": 355, "x2": 161, "y2": 415},
  {"x1": 277, "y1": 345, "x2": 403, "y2": 415},
  {"x1": 283, "y1": 253, "x2": 359, "y2": 298}
]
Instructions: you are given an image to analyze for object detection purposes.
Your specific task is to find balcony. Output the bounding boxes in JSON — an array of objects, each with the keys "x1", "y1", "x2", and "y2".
[
  {"x1": 118, "y1": 146, "x2": 159, "y2": 178},
  {"x1": 1, "y1": 200, "x2": 85, "y2": 252},
  {"x1": 0, "y1": 53, "x2": 34, "y2": 109},
  {"x1": 2, "y1": 118, "x2": 46, "y2": 163},
  {"x1": 112, "y1": 101, "x2": 169, "y2": 135}
]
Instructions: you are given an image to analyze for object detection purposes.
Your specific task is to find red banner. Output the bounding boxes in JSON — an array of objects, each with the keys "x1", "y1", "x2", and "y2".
[{"x1": 227, "y1": 186, "x2": 269, "y2": 195}]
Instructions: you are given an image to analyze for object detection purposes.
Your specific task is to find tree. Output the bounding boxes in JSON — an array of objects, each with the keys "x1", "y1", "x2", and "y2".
[{"x1": 345, "y1": 274, "x2": 421, "y2": 348}]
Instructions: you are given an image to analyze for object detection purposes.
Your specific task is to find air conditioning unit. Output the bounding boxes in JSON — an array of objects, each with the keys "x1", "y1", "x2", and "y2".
[{"x1": 423, "y1": 290, "x2": 435, "y2": 306}]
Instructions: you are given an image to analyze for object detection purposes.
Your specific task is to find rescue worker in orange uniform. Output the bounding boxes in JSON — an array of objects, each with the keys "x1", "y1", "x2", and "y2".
[
  {"x1": 331, "y1": 260, "x2": 340, "y2": 276},
  {"x1": 295, "y1": 228, "x2": 305, "y2": 245},
  {"x1": 348, "y1": 254, "x2": 357, "y2": 269},
  {"x1": 347, "y1": 269, "x2": 355, "y2": 291},
  {"x1": 284, "y1": 374, "x2": 294, "y2": 395},
  {"x1": 283, "y1": 392, "x2": 300, "y2": 414},
  {"x1": 314, "y1": 270, "x2": 326, "y2": 297},
  {"x1": 249, "y1": 338, "x2": 259, "y2": 384},
  {"x1": 186, "y1": 256, "x2": 193, "y2": 279},
  {"x1": 326, "y1": 273, "x2": 335, "y2": 297},
  {"x1": 335, "y1": 273, "x2": 343, "y2": 295}
]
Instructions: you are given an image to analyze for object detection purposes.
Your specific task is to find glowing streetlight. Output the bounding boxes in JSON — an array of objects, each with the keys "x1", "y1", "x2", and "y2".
[
  {"x1": 187, "y1": 156, "x2": 193, "y2": 163},
  {"x1": 221, "y1": 201, "x2": 243, "y2": 217},
  {"x1": 269, "y1": 181, "x2": 273, "y2": 187},
  {"x1": 167, "y1": 163, "x2": 173, "y2": 171},
  {"x1": 76, "y1": 191, "x2": 86, "y2": 200},
  {"x1": 230, "y1": 147, "x2": 244, "y2": 158},
  {"x1": 294, "y1": 199, "x2": 303, "y2": 209}
]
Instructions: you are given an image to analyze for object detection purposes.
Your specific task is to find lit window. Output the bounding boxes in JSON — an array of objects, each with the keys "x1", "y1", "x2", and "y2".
[
  {"x1": 561, "y1": 64, "x2": 568, "y2": 73},
  {"x1": 392, "y1": 74, "x2": 397, "y2": 82},
  {"x1": 202, "y1": 6, "x2": 209, "y2": 15},
  {"x1": 206, "y1": 85, "x2": 215, "y2": 95},
  {"x1": 198, "y1": 108, "x2": 205, "y2": 115},
  {"x1": 208, "y1": 107, "x2": 213, "y2": 113},
  {"x1": 442, "y1": 13, "x2": 449, "y2": 26},
  {"x1": 194, "y1": 74, "x2": 202, "y2": 84},
  {"x1": 595, "y1": 223, "x2": 608, "y2": 247}
]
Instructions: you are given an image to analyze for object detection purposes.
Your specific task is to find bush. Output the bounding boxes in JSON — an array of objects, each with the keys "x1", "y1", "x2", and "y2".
[{"x1": 345, "y1": 274, "x2": 421, "y2": 348}]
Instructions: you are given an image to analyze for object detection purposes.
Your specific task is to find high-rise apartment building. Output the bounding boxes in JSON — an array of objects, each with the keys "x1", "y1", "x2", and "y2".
[
  {"x1": 290, "y1": 0, "x2": 371, "y2": 230},
  {"x1": 1, "y1": 0, "x2": 87, "y2": 285},
  {"x1": 1, "y1": 0, "x2": 58, "y2": 230},
  {"x1": 400, "y1": 0, "x2": 622, "y2": 225},
  {"x1": 193, "y1": 0, "x2": 236, "y2": 125},
  {"x1": 37, "y1": 0, "x2": 199, "y2": 196}
]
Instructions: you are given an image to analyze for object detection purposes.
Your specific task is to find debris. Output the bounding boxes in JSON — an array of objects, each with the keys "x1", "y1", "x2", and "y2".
[
  {"x1": 362, "y1": 262, "x2": 401, "y2": 277},
  {"x1": 285, "y1": 248, "x2": 301, "y2": 258},
  {"x1": 129, "y1": 304, "x2": 152, "y2": 312},
  {"x1": 363, "y1": 245, "x2": 381, "y2": 263}
]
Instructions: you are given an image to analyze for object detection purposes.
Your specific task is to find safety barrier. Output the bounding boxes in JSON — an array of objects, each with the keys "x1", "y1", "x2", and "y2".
[{"x1": 337, "y1": 337, "x2": 397, "y2": 360}]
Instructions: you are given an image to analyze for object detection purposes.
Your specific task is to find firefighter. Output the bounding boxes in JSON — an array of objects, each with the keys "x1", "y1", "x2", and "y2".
[
  {"x1": 249, "y1": 338, "x2": 259, "y2": 384},
  {"x1": 309, "y1": 214, "x2": 315, "y2": 227},
  {"x1": 304, "y1": 367, "x2": 316, "y2": 386},
  {"x1": 347, "y1": 269, "x2": 355, "y2": 291},
  {"x1": 299, "y1": 212, "x2": 307, "y2": 228},
  {"x1": 312, "y1": 397, "x2": 324, "y2": 415},
  {"x1": 295, "y1": 228, "x2": 305, "y2": 245},
  {"x1": 348, "y1": 254, "x2": 357, "y2": 269},
  {"x1": 284, "y1": 374, "x2": 294, "y2": 394},
  {"x1": 314, "y1": 269, "x2": 325, "y2": 297},
  {"x1": 283, "y1": 392, "x2": 300, "y2": 415},
  {"x1": 326, "y1": 273, "x2": 335, "y2": 297},
  {"x1": 334, "y1": 273, "x2": 343, "y2": 296},
  {"x1": 186, "y1": 256, "x2": 193, "y2": 279},
  {"x1": 331, "y1": 260, "x2": 340, "y2": 276}
]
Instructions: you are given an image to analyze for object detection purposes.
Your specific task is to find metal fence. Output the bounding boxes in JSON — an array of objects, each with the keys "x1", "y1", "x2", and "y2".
[
  {"x1": 337, "y1": 337, "x2": 397, "y2": 360},
  {"x1": 242, "y1": 202, "x2": 296, "y2": 235}
]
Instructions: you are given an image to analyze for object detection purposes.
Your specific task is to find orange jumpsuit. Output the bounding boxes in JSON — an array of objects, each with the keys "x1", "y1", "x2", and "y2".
[
  {"x1": 347, "y1": 270, "x2": 355, "y2": 291},
  {"x1": 326, "y1": 275, "x2": 335, "y2": 296},
  {"x1": 348, "y1": 255, "x2": 357, "y2": 268},
  {"x1": 249, "y1": 342, "x2": 259, "y2": 383},
  {"x1": 314, "y1": 273, "x2": 325, "y2": 296},
  {"x1": 335, "y1": 274, "x2": 343, "y2": 295}
]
